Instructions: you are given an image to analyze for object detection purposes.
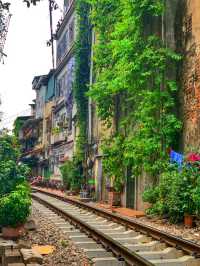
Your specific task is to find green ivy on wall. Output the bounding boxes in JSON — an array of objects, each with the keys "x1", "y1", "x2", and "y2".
[
  {"x1": 73, "y1": 0, "x2": 92, "y2": 160},
  {"x1": 88, "y1": 0, "x2": 182, "y2": 185}
]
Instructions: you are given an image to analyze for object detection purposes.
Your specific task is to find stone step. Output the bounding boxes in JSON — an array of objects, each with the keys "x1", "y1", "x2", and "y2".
[
  {"x1": 20, "y1": 249, "x2": 43, "y2": 265},
  {"x1": 150, "y1": 256, "x2": 200, "y2": 266},
  {"x1": 138, "y1": 247, "x2": 183, "y2": 260},
  {"x1": 5, "y1": 249, "x2": 22, "y2": 264}
]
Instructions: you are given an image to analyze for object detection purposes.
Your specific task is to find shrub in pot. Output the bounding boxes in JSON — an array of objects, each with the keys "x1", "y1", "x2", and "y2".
[
  {"x1": 0, "y1": 183, "x2": 31, "y2": 239},
  {"x1": 102, "y1": 135, "x2": 125, "y2": 207}
]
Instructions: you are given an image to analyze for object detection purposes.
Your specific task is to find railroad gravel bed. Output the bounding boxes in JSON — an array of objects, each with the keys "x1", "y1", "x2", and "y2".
[
  {"x1": 137, "y1": 216, "x2": 200, "y2": 244},
  {"x1": 22, "y1": 205, "x2": 89, "y2": 266},
  {"x1": 33, "y1": 188, "x2": 200, "y2": 246}
]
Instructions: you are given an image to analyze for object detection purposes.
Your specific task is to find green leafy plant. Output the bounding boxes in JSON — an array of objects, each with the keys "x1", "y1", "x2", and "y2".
[
  {"x1": 73, "y1": 0, "x2": 91, "y2": 161},
  {"x1": 143, "y1": 163, "x2": 200, "y2": 223},
  {"x1": 60, "y1": 157, "x2": 83, "y2": 191},
  {"x1": 0, "y1": 134, "x2": 20, "y2": 162},
  {"x1": 0, "y1": 134, "x2": 30, "y2": 196},
  {"x1": 0, "y1": 183, "x2": 31, "y2": 227},
  {"x1": 102, "y1": 135, "x2": 125, "y2": 192},
  {"x1": 0, "y1": 160, "x2": 29, "y2": 196},
  {"x1": 52, "y1": 127, "x2": 61, "y2": 135}
]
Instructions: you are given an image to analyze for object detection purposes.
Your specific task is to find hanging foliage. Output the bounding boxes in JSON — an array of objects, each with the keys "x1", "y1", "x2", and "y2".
[
  {"x1": 73, "y1": 0, "x2": 92, "y2": 159},
  {"x1": 88, "y1": 0, "x2": 182, "y2": 183}
]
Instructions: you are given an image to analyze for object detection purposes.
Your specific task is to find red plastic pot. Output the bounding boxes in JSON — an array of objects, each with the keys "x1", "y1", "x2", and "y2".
[{"x1": 184, "y1": 214, "x2": 194, "y2": 228}]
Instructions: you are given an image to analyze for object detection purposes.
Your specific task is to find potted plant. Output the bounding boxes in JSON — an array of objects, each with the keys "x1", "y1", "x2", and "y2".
[
  {"x1": 102, "y1": 135, "x2": 125, "y2": 207},
  {"x1": 0, "y1": 184, "x2": 31, "y2": 239},
  {"x1": 107, "y1": 176, "x2": 123, "y2": 207},
  {"x1": 183, "y1": 197, "x2": 196, "y2": 228}
]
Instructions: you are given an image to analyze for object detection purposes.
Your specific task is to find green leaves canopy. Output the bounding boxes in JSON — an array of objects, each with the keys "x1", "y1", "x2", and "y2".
[{"x1": 88, "y1": 0, "x2": 182, "y2": 184}]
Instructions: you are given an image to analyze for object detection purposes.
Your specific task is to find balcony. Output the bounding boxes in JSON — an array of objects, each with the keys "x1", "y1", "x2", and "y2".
[{"x1": 51, "y1": 131, "x2": 67, "y2": 145}]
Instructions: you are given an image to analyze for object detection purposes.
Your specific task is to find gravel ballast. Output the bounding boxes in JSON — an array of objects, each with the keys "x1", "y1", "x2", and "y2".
[
  {"x1": 137, "y1": 216, "x2": 200, "y2": 244},
  {"x1": 22, "y1": 205, "x2": 89, "y2": 266}
]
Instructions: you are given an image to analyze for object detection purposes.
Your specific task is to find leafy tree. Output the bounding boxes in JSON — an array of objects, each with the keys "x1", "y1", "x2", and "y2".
[
  {"x1": 0, "y1": 134, "x2": 29, "y2": 196},
  {"x1": 88, "y1": 0, "x2": 181, "y2": 185},
  {"x1": 0, "y1": 134, "x2": 20, "y2": 161}
]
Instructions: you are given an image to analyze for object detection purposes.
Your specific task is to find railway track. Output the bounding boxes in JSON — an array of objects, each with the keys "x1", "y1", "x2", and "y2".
[{"x1": 32, "y1": 188, "x2": 200, "y2": 266}]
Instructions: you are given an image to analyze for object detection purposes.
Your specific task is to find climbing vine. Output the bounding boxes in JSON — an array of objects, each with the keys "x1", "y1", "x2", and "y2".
[
  {"x1": 88, "y1": 0, "x2": 182, "y2": 184},
  {"x1": 73, "y1": 0, "x2": 91, "y2": 160}
]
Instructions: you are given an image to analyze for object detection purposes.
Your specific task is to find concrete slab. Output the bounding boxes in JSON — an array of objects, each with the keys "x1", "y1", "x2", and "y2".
[
  {"x1": 150, "y1": 256, "x2": 200, "y2": 266},
  {"x1": 125, "y1": 241, "x2": 166, "y2": 252},
  {"x1": 84, "y1": 249, "x2": 113, "y2": 258},
  {"x1": 138, "y1": 247, "x2": 183, "y2": 260},
  {"x1": 92, "y1": 257, "x2": 125, "y2": 266},
  {"x1": 20, "y1": 249, "x2": 43, "y2": 264},
  {"x1": 107, "y1": 230, "x2": 138, "y2": 238},
  {"x1": 75, "y1": 242, "x2": 101, "y2": 249},
  {"x1": 115, "y1": 235, "x2": 151, "y2": 244},
  {"x1": 70, "y1": 236, "x2": 91, "y2": 242}
]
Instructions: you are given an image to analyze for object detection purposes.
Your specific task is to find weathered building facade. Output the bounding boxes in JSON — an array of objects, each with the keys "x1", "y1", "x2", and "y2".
[
  {"x1": 88, "y1": 0, "x2": 200, "y2": 210},
  {"x1": 51, "y1": 0, "x2": 76, "y2": 178},
  {"x1": 15, "y1": 0, "x2": 200, "y2": 211}
]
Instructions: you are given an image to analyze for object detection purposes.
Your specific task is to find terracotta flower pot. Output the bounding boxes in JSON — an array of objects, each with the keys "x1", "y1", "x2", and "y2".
[
  {"x1": 2, "y1": 225, "x2": 25, "y2": 239},
  {"x1": 184, "y1": 214, "x2": 194, "y2": 228}
]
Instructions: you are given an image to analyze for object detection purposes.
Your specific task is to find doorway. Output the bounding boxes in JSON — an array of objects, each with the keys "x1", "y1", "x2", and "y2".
[{"x1": 126, "y1": 167, "x2": 135, "y2": 209}]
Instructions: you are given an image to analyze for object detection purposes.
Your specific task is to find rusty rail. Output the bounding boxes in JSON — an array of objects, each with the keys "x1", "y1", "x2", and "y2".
[{"x1": 32, "y1": 187, "x2": 200, "y2": 258}]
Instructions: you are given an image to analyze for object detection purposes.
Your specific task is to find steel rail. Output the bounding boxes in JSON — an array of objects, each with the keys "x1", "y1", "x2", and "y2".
[
  {"x1": 32, "y1": 187, "x2": 200, "y2": 258},
  {"x1": 32, "y1": 193, "x2": 154, "y2": 266}
]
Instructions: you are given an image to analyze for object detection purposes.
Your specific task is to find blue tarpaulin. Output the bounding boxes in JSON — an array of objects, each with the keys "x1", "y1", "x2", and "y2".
[{"x1": 170, "y1": 150, "x2": 183, "y2": 167}]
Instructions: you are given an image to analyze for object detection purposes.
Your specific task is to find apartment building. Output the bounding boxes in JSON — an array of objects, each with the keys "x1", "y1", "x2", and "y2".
[{"x1": 50, "y1": 0, "x2": 76, "y2": 178}]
